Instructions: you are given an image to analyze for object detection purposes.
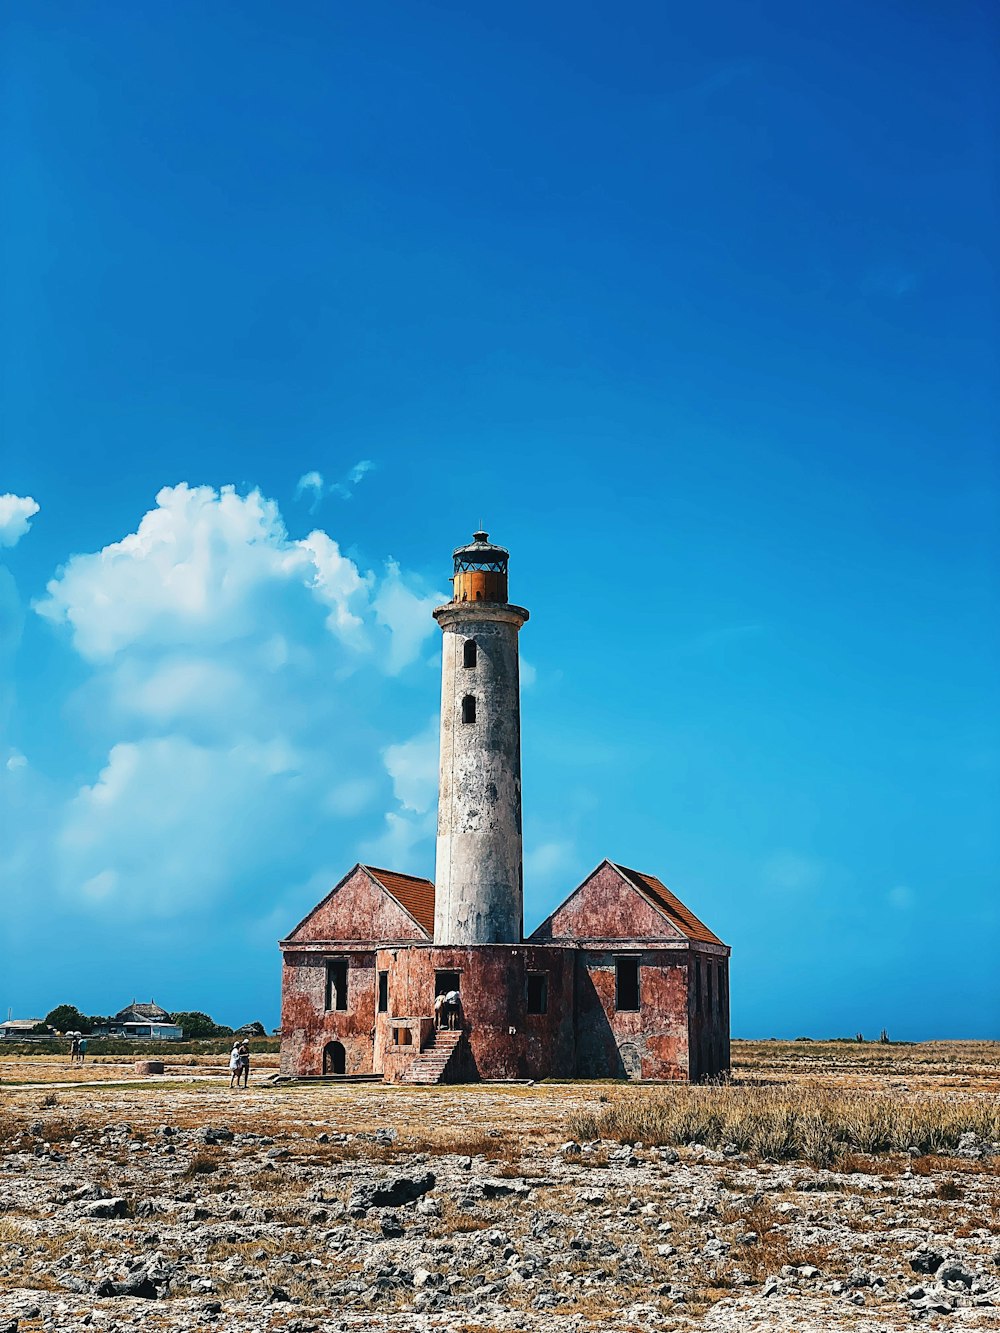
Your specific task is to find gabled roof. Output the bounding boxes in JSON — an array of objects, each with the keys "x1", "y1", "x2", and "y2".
[
  {"x1": 612, "y1": 863, "x2": 724, "y2": 946},
  {"x1": 282, "y1": 863, "x2": 436, "y2": 943},
  {"x1": 113, "y1": 1000, "x2": 172, "y2": 1022},
  {"x1": 362, "y1": 866, "x2": 435, "y2": 936}
]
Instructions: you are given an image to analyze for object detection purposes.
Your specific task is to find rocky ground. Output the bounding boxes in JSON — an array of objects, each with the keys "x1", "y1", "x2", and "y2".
[{"x1": 1, "y1": 1045, "x2": 998, "y2": 1332}]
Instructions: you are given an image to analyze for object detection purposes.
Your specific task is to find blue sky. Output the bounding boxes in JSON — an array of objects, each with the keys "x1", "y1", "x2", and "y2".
[{"x1": 1, "y1": 1, "x2": 997, "y2": 1038}]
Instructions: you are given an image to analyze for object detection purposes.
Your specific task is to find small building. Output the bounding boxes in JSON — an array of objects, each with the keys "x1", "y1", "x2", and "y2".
[
  {"x1": 0, "y1": 1019, "x2": 49, "y2": 1041},
  {"x1": 95, "y1": 1000, "x2": 184, "y2": 1041},
  {"x1": 280, "y1": 531, "x2": 731, "y2": 1083}
]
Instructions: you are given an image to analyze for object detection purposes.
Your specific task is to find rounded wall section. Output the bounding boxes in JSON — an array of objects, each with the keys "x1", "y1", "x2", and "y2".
[
  {"x1": 454, "y1": 569, "x2": 508, "y2": 603},
  {"x1": 433, "y1": 604, "x2": 528, "y2": 945}
]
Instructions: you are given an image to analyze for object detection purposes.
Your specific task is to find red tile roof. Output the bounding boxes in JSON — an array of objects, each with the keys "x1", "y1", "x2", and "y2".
[
  {"x1": 613, "y1": 864, "x2": 724, "y2": 946},
  {"x1": 363, "y1": 866, "x2": 435, "y2": 937}
]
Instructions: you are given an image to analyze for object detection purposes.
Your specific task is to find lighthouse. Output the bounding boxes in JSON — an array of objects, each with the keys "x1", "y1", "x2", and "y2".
[{"x1": 432, "y1": 531, "x2": 529, "y2": 945}]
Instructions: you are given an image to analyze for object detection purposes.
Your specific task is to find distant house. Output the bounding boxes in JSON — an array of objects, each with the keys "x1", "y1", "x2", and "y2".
[
  {"x1": 0, "y1": 1019, "x2": 49, "y2": 1041},
  {"x1": 94, "y1": 1000, "x2": 184, "y2": 1041}
]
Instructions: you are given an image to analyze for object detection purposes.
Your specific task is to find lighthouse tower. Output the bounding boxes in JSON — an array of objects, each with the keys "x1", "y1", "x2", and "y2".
[{"x1": 433, "y1": 532, "x2": 529, "y2": 945}]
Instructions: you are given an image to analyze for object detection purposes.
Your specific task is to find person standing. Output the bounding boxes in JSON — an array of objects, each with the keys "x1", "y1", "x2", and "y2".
[
  {"x1": 69, "y1": 1035, "x2": 79, "y2": 1065},
  {"x1": 228, "y1": 1042, "x2": 241, "y2": 1089},
  {"x1": 238, "y1": 1041, "x2": 250, "y2": 1088},
  {"x1": 445, "y1": 990, "x2": 462, "y2": 1031},
  {"x1": 78, "y1": 1037, "x2": 87, "y2": 1064}
]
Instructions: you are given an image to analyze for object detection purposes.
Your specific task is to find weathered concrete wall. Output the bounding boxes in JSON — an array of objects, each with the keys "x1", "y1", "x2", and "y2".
[
  {"x1": 278, "y1": 947, "x2": 377, "y2": 1077},
  {"x1": 285, "y1": 865, "x2": 429, "y2": 946},
  {"x1": 687, "y1": 951, "x2": 731, "y2": 1080},
  {"x1": 529, "y1": 861, "x2": 687, "y2": 943},
  {"x1": 374, "y1": 943, "x2": 575, "y2": 1080},
  {"x1": 433, "y1": 602, "x2": 529, "y2": 946},
  {"x1": 575, "y1": 949, "x2": 690, "y2": 1080}
]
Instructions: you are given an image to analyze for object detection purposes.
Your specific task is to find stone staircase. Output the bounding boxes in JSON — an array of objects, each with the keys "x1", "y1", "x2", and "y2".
[{"x1": 401, "y1": 1029, "x2": 464, "y2": 1085}]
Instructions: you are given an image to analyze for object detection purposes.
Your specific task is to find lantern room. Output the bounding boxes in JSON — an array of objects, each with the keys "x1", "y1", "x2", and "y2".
[{"x1": 451, "y1": 531, "x2": 509, "y2": 603}]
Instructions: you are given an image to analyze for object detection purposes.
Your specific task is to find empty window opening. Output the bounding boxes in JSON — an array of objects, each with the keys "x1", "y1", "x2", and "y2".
[
  {"x1": 435, "y1": 970, "x2": 460, "y2": 997},
  {"x1": 325, "y1": 959, "x2": 348, "y2": 1012},
  {"x1": 323, "y1": 1040, "x2": 346, "y2": 1075},
  {"x1": 615, "y1": 958, "x2": 640, "y2": 1011},
  {"x1": 463, "y1": 638, "x2": 477, "y2": 668},
  {"x1": 377, "y1": 970, "x2": 388, "y2": 1014},
  {"x1": 461, "y1": 695, "x2": 476, "y2": 724},
  {"x1": 392, "y1": 1027, "x2": 413, "y2": 1047},
  {"x1": 475, "y1": 590, "x2": 483, "y2": 599},
  {"x1": 526, "y1": 973, "x2": 548, "y2": 1015}
]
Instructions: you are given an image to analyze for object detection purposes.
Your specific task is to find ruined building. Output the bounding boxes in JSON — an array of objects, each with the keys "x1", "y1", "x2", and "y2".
[{"x1": 279, "y1": 532, "x2": 730, "y2": 1082}]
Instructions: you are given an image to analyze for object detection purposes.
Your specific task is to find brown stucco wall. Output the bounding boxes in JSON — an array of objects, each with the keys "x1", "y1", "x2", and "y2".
[
  {"x1": 529, "y1": 861, "x2": 686, "y2": 943},
  {"x1": 286, "y1": 866, "x2": 429, "y2": 946},
  {"x1": 374, "y1": 943, "x2": 576, "y2": 1081},
  {"x1": 279, "y1": 947, "x2": 379, "y2": 1077},
  {"x1": 575, "y1": 949, "x2": 691, "y2": 1080}
]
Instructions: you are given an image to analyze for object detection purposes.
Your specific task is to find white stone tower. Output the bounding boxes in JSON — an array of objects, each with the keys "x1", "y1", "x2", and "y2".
[{"x1": 433, "y1": 531, "x2": 529, "y2": 945}]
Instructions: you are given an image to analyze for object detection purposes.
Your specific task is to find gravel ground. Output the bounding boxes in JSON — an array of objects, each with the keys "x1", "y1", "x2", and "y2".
[{"x1": 0, "y1": 1072, "x2": 998, "y2": 1332}]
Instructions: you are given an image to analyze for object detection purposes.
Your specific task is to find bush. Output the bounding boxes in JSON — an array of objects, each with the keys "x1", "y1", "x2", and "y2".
[{"x1": 568, "y1": 1085, "x2": 1000, "y2": 1166}]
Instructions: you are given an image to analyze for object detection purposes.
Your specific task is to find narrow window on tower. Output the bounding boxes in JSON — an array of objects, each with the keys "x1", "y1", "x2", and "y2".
[
  {"x1": 526, "y1": 973, "x2": 548, "y2": 1015},
  {"x1": 377, "y1": 970, "x2": 388, "y2": 1014},
  {"x1": 463, "y1": 638, "x2": 477, "y2": 668},
  {"x1": 325, "y1": 959, "x2": 348, "y2": 1012},
  {"x1": 461, "y1": 695, "x2": 476, "y2": 724},
  {"x1": 615, "y1": 957, "x2": 640, "y2": 1011}
]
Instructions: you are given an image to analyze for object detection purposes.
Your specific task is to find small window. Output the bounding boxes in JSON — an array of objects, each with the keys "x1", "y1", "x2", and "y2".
[
  {"x1": 325, "y1": 959, "x2": 348, "y2": 1012},
  {"x1": 526, "y1": 973, "x2": 548, "y2": 1015},
  {"x1": 461, "y1": 695, "x2": 476, "y2": 724},
  {"x1": 463, "y1": 638, "x2": 477, "y2": 668},
  {"x1": 377, "y1": 970, "x2": 388, "y2": 1013},
  {"x1": 392, "y1": 1027, "x2": 413, "y2": 1047},
  {"x1": 615, "y1": 958, "x2": 640, "y2": 1011}
]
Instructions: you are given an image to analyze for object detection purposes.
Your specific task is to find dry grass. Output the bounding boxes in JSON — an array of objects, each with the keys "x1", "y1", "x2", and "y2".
[{"x1": 569, "y1": 1083, "x2": 1000, "y2": 1165}]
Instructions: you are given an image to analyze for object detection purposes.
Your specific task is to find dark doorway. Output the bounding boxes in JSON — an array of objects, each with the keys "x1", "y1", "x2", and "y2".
[
  {"x1": 526, "y1": 973, "x2": 548, "y2": 1015},
  {"x1": 325, "y1": 959, "x2": 348, "y2": 1011},
  {"x1": 323, "y1": 1041, "x2": 346, "y2": 1075},
  {"x1": 435, "y1": 971, "x2": 460, "y2": 996},
  {"x1": 615, "y1": 957, "x2": 640, "y2": 1011}
]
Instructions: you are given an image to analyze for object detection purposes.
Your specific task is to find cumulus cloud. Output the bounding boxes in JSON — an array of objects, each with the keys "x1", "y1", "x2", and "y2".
[
  {"x1": 0, "y1": 494, "x2": 39, "y2": 547},
  {"x1": 17, "y1": 482, "x2": 447, "y2": 920}
]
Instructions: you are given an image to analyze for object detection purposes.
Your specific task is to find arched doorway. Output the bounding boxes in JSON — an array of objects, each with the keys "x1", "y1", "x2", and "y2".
[{"x1": 323, "y1": 1041, "x2": 346, "y2": 1075}]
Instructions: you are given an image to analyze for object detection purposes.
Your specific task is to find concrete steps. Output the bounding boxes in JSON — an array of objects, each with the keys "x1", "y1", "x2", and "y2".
[{"x1": 401, "y1": 1029, "x2": 464, "y2": 1085}]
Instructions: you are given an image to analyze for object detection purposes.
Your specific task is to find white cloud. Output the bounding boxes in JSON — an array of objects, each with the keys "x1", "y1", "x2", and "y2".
[
  {"x1": 383, "y1": 719, "x2": 439, "y2": 814},
  {"x1": 0, "y1": 494, "x2": 39, "y2": 547},
  {"x1": 373, "y1": 563, "x2": 443, "y2": 675},
  {"x1": 295, "y1": 471, "x2": 325, "y2": 511},
  {"x1": 296, "y1": 460, "x2": 376, "y2": 508},
  {"x1": 16, "y1": 481, "x2": 449, "y2": 919}
]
